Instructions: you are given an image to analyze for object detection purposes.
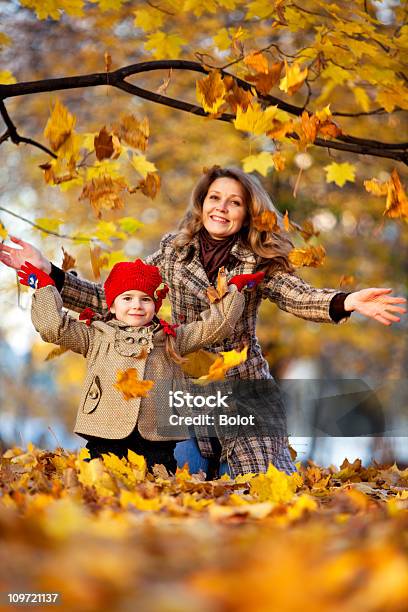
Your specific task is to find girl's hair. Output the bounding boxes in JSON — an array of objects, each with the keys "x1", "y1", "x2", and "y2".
[{"x1": 173, "y1": 166, "x2": 295, "y2": 275}]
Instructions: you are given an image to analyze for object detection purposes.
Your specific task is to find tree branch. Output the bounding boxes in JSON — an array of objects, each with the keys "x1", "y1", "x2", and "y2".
[
  {"x1": 0, "y1": 100, "x2": 57, "y2": 158},
  {"x1": 0, "y1": 206, "x2": 96, "y2": 242},
  {"x1": 0, "y1": 60, "x2": 407, "y2": 165}
]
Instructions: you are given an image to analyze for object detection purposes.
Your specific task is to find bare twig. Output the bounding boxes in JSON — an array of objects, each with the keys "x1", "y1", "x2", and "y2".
[
  {"x1": 0, "y1": 100, "x2": 57, "y2": 158},
  {"x1": 0, "y1": 206, "x2": 96, "y2": 241}
]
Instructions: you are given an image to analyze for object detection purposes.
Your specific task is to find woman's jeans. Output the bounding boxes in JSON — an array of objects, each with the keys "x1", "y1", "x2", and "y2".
[{"x1": 174, "y1": 438, "x2": 230, "y2": 477}]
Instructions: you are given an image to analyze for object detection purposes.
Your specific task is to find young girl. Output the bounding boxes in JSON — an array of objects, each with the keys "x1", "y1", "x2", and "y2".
[{"x1": 18, "y1": 258, "x2": 262, "y2": 473}]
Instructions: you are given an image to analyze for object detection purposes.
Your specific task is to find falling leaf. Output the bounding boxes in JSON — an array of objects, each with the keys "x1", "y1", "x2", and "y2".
[
  {"x1": 104, "y1": 51, "x2": 112, "y2": 72},
  {"x1": 252, "y1": 210, "x2": 279, "y2": 232},
  {"x1": 195, "y1": 346, "x2": 248, "y2": 384},
  {"x1": 196, "y1": 70, "x2": 226, "y2": 115},
  {"x1": 113, "y1": 115, "x2": 149, "y2": 151},
  {"x1": 206, "y1": 267, "x2": 228, "y2": 303},
  {"x1": 279, "y1": 60, "x2": 308, "y2": 95},
  {"x1": 181, "y1": 349, "x2": 219, "y2": 378},
  {"x1": 299, "y1": 220, "x2": 319, "y2": 241},
  {"x1": 80, "y1": 175, "x2": 127, "y2": 218},
  {"x1": 0, "y1": 221, "x2": 8, "y2": 240},
  {"x1": 45, "y1": 346, "x2": 69, "y2": 361},
  {"x1": 133, "y1": 172, "x2": 161, "y2": 199},
  {"x1": 364, "y1": 177, "x2": 389, "y2": 197},
  {"x1": 89, "y1": 245, "x2": 109, "y2": 280},
  {"x1": 383, "y1": 169, "x2": 408, "y2": 221},
  {"x1": 156, "y1": 69, "x2": 172, "y2": 95},
  {"x1": 131, "y1": 154, "x2": 157, "y2": 178},
  {"x1": 294, "y1": 111, "x2": 319, "y2": 150},
  {"x1": 242, "y1": 152, "x2": 275, "y2": 177},
  {"x1": 61, "y1": 247, "x2": 76, "y2": 271},
  {"x1": 114, "y1": 368, "x2": 155, "y2": 400},
  {"x1": 324, "y1": 162, "x2": 356, "y2": 187},
  {"x1": 44, "y1": 99, "x2": 76, "y2": 152},
  {"x1": 94, "y1": 127, "x2": 114, "y2": 161},
  {"x1": 288, "y1": 245, "x2": 326, "y2": 267},
  {"x1": 234, "y1": 103, "x2": 280, "y2": 136}
]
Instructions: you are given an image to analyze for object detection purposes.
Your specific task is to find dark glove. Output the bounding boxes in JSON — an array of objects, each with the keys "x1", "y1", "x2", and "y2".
[
  {"x1": 228, "y1": 271, "x2": 265, "y2": 292},
  {"x1": 18, "y1": 261, "x2": 55, "y2": 289}
]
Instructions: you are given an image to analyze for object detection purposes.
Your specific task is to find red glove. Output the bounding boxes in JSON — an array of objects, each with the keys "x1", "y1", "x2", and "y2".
[
  {"x1": 18, "y1": 261, "x2": 55, "y2": 289},
  {"x1": 228, "y1": 271, "x2": 265, "y2": 292}
]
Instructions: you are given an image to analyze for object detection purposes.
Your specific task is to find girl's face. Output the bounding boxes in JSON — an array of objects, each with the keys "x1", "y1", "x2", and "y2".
[
  {"x1": 202, "y1": 177, "x2": 247, "y2": 240},
  {"x1": 110, "y1": 290, "x2": 155, "y2": 326}
]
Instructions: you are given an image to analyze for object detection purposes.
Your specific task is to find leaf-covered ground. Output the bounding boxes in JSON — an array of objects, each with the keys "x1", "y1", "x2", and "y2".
[{"x1": 1, "y1": 444, "x2": 408, "y2": 611}]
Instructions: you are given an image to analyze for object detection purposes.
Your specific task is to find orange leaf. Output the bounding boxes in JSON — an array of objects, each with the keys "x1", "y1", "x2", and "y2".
[
  {"x1": 206, "y1": 267, "x2": 228, "y2": 303},
  {"x1": 61, "y1": 246, "x2": 76, "y2": 272},
  {"x1": 113, "y1": 114, "x2": 149, "y2": 151},
  {"x1": 80, "y1": 175, "x2": 127, "y2": 218},
  {"x1": 114, "y1": 368, "x2": 154, "y2": 400},
  {"x1": 288, "y1": 245, "x2": 326, "y2": 268},
  {"x1": 252, "y1": 210, "x2": 279, "y2": 233},
  {"x1": 89, "y1": 245, "x2": 109, "y2": 280}
]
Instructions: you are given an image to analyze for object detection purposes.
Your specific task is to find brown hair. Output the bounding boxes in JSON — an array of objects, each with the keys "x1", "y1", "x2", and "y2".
[{"x1": 173, "y1": 166, "x2": 295, "y2": 275}]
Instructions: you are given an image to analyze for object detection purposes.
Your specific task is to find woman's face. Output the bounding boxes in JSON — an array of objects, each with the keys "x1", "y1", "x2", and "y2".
[{"x1": 202, "y1": 177, "x2": 247, "y2": 240}]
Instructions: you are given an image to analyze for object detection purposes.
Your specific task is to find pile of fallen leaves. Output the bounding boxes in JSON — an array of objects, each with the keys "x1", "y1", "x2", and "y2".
[{"x1": 1, "y1": 444, "x2": 408, "y2": 611}]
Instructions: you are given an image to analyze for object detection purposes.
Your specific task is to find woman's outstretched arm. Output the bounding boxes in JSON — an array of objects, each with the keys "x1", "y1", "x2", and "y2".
[{"x1": 262, "y1": 271, "x2": 406, "y2": 326}]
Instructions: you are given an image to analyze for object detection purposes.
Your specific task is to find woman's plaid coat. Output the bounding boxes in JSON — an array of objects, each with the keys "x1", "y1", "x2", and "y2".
[{"x1": 59, "y1": 232, "x2": 350, "y2": 477}]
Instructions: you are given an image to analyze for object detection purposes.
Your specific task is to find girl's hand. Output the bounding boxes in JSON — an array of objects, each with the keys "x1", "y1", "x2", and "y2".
[
  {"x1": 18, "y1": 261, "x2": 55, "y2": 289},
  {"x1": 344, "y1": 288, "x2": 407, "y2": 326},
  {"x1": 0, "y1": 236, "x2": 51, "y2": 273},
  {"x1": 228, "y1": 271, "x2": 265, "y2": 292}
]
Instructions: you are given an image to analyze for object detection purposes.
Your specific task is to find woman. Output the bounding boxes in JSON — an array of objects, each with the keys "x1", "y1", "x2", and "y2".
[{"x1": 1, "y1": 167, "x2": 405, "y2": 477}]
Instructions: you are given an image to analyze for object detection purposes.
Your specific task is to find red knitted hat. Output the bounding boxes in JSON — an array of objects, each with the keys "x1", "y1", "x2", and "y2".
[{"x1": 104, "y1": 259, "x2": 168, "y2": 312}]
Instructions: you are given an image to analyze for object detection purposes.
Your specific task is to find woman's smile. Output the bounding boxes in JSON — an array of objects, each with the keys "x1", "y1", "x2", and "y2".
[{"x1": 202, "y1": 177, "x2": 247, "y2": 240}]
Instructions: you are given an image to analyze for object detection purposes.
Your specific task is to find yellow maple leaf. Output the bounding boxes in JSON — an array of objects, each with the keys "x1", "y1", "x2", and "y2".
[
  {"x1": 224, "y1": 77, "x2": 254, "y2": 113},
  {"x1": 196, "y1": 70, "x2": 226, "y2": 115},
  {"x1": 21, "y1": 0, "x2": 85, "y2": 20},
  {"x1": 234, "y1": 103, "x2": 280, "y2": 136},
  {"x1": 242, "y1": 152, "x2": 275, "y2": 177},
  {"x1": 324, "y1": 162, "x2": 356, "y2": 187},
  {"x1": 364, "y1": 177, "x2": 389, "y2": 197},
  {"x1": 131, "y1": 154, "x2": 157, "y2": 178},
  {"x1": 195, "y1": 346, "x2": 248, "y2": 384},
  {"x1": 144, "y1": 31, "x2": 186, "y2": 60},
  {"x1": 114, "y1": 368, "x2": 155, "y2": 400},
  {"x1": 250, "y1": 463, "x2": 302, "y2": 503},
  {"x1": 288, "y1": 245, "x2": 326, "y2": 268},
  {"x1": 35, "y1": 217, "x2": 64, "y2": 234},
  {"x1": 134, "y1": 7, "x2": 165, "y2": 31},
  {"x1": 181, "y1": 349, "x2": 219, "y2": 378},
  {"x1": 89, "y1": 0, "x2": 127, "y2": 10},
  {"x1": 279, "y1": 61, "x2": 308, "y2": 96},
  {"x1": 0, "y1": 70, "x2": 16, "y2": 84},
  {"x1": 127, "y1": 450, "x2": 147, "y2": 481},
  {"x1": 0, "y1": 221, "x2": 8, "y2": 240},
  {"x1": 44, "y1": 99, "x2": 76, "y2": 152}
]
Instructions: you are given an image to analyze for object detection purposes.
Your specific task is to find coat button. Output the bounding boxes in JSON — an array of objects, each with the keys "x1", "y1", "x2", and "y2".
[
  {"x1": 125, "y1": 337, "x2": 134, "y2": 343},
  {"x1": 139, "y1": 337, "x2": 148, "y2": 345},
  {"x1": 89, "y1": 390, "x2": 98, "y2": 399}
]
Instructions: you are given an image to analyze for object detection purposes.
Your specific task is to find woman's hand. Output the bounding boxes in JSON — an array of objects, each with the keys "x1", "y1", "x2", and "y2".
[
  {"x1": 344, "y1": 288, "x2": 407, "y2": 326},
  {"x1": 0, "y1": 236, "x2": 51, "y2": 274}
]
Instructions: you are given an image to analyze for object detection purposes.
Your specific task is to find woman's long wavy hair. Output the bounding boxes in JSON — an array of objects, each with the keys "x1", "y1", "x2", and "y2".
[{"x1": 173, "y1": 166, "x2": 295, "y2": 275}]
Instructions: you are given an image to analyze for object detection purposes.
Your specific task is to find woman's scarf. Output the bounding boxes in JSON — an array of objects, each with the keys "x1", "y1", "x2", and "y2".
[{"x1": 198, "y1": 227, "x2": 239, "y2": 284}]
